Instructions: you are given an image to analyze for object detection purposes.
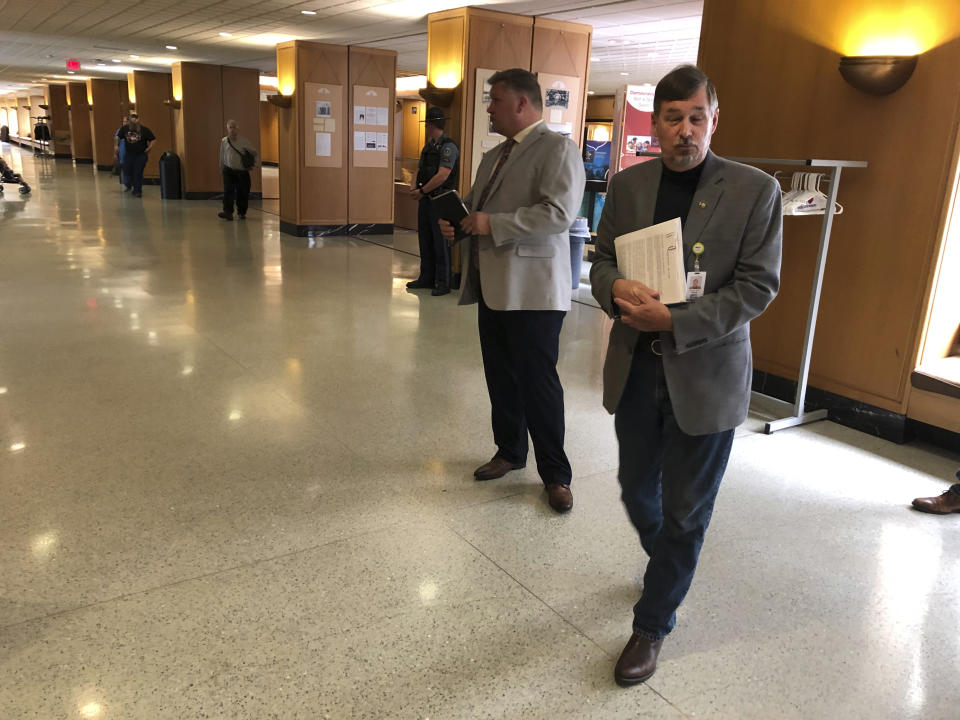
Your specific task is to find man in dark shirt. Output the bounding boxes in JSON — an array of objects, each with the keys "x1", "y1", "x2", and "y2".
[
  {"x1": 590, "y1": 65, "x2": 782, "y2": 686},
  {"x1": 406, "y1": 107, "x2": 459, "y2": 296},
  {"x1": 114, "y1": 112, "x2": 156, "y2": 197}
]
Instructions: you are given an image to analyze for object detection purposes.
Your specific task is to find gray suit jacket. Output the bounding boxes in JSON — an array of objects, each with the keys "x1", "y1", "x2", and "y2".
[
  {"x1": 590, "y1": 152, "x2": 782, "y2": 435},
  {"x1": 459, "y1": 123, "x2": 586, "y2": 311}
]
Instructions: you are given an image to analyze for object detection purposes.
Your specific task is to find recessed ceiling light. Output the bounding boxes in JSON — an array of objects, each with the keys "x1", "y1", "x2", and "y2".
[
  {"x1": 218, "y1": 32, "x2": 232, "y2": 37},
  {"x1": 112, "y1": 58, "x2": 122, "y2": 63},
  {"x1": 129, "y1": 54, "x2": 140, "y2": 59},
  {"x1": 301, "y1": 9, "x2": 317, "y2": 14},
  {"x1": 620, "y1": 72, "x2": 629, "y2": 76},
  {"x1": 165, "y1": 45, "x2": 177, "y2": 50},
  {"x1": 587, "y1": 90, "x2": 595, "y2": 95},
  {"x1": 67, "y1": 70, "x2": 75, "y2": 74},
  {"x1": 590, "y1": 56, "x2": 599, "y2": 61}
]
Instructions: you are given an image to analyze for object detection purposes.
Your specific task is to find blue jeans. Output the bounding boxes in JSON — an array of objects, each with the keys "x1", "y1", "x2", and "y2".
[
  {"x1": 122, "y1": 153, "x2": 148, "y2": 193},
  {"x1": 615, "y1": 338, "x2": 734, "y2": 639}
]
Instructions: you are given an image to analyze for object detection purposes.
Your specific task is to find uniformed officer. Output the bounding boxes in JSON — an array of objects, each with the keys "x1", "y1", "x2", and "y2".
[{"x1": 406, "y1": 107, "x2": 459, "y2": 296}]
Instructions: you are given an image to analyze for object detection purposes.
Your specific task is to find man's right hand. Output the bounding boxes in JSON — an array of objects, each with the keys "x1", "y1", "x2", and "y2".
[
  {"x1": 612, "y1": 278, "x2": 660, "y2": 305},
  {"x1": 438, "y1": 218, "x2": 455, "y2": 241}
]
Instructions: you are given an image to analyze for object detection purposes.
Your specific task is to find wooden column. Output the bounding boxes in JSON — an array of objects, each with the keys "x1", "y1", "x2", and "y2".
[
  {"x1": 172, "y1": 62, "x2": 223, "y2": 198},
  {"x1": 276, "y1": 40, "x2": 350, "y2": 234},
  {"x1": 171, "y1": 62, "x2": 261, "y2": 198},
  {"x1": 86, "y1": 79, "x2": 125, "y2": 170},
  {"x1": 15, "y1": 96, "x2": 31, "y2": 143},
  {"x1": 259, "y1": 101, "x2": 279, "y2": 164},
  {"x1": 129, "y1": 71, "x2": 174, "y2": 180},
  {"x1": 220, "y1": 66, "x2": 262, "y2": 195},
  {"x1": 67, "y1": 82, "x2": 93, "y2": 163},
  {"x1": 44, "y1": 85, "x2": 72, "y2": 158},
  {"x1": 348, "y1": 46, "x2": 397, "y2": 228}
]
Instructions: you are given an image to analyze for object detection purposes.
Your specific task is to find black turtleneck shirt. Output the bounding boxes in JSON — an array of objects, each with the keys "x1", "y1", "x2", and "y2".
[{"x1": 653, "y1": 161, "x2": 705, "y2": 228}]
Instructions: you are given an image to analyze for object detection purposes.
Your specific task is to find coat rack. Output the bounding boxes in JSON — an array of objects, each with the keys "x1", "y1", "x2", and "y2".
[{"x1": 729, "y1": 157, "x2": 868, "y2": 433}]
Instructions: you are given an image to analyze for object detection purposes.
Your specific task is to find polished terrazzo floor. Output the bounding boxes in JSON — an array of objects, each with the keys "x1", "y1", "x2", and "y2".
[{"x1": 1, "y1": 146, "x2": 959, "y2": 719}]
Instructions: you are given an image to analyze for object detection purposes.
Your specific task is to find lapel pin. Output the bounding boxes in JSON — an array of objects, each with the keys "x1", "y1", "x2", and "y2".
[{"x1": 698, "y1": 201, "x2": 707, "y2": 208}]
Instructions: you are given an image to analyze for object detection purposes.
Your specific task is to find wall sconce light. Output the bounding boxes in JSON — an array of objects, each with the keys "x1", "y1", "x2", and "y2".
[
  {"x1": 418, "y1": 82, "x2": 458, "y2": 108},
  {"x1": 163, "y1": 98, "x2": 181, "y2": 109},
  {"x1": 839, "y1": 55, "x2": 918, "y2": 95},
  {"x1": 266, "y1": 94, "x2": 292, "y2": 108}
]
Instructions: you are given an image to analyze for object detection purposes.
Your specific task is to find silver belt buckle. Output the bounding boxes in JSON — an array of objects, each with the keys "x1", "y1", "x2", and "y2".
[{"x1": 650, "y1": 338, "x2": 662, "y2": 356}]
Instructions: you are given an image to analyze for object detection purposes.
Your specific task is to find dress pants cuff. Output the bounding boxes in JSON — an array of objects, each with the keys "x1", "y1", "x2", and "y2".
[{"x1": 632, "y1": 625, "x2": 666, "y2": 641}]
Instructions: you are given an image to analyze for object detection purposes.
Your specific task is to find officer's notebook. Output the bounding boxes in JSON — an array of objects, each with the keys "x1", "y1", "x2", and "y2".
[{"x1": 614, "y1": 217, "x2": 687, "y2": 306}]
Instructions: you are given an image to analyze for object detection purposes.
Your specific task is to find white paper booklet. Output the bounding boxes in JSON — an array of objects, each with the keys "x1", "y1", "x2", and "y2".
[{"x1": 614, "y1": 217, "x2": 687, "y2": 305}]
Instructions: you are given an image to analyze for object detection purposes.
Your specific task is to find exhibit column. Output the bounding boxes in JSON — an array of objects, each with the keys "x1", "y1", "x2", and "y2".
[
  {"x1": 86, "y1": 79, "x2": 125, "y2": 170},
  {"x1": 128, "y1": 70, "x2": 174, "y2": 181},
  {"x1": 275, "y1": 40, "x2": 349, "y2": 235},
  {"x1": 347, "y1": 46, "x2": 397, "y2": 230},
  {"x1": 44, "y1": 84, "x2": 72, "y2": 158},
  {"x1": 67, "y1": 82, "x2": 94, "y2": 163}
]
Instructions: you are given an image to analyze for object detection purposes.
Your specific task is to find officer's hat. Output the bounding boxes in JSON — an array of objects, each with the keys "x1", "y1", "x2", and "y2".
[{"x1": 421, "y1": 107, "x2": 450, "y2": 126}]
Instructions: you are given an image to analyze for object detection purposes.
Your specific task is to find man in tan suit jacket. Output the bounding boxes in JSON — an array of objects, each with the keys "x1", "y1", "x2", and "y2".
[{"x1": 439, "y1": 68, "x2": 585, "y2": 513}]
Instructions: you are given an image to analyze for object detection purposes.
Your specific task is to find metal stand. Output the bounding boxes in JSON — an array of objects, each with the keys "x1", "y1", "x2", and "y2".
[{"x1": 730, "y1": 158, "x2": 868, "y2": 433}]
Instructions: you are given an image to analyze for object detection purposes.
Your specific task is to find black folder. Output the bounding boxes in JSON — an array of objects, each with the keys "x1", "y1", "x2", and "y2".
[{"x1": 429, "y1": 189, "x2": 469, "y2": 226}]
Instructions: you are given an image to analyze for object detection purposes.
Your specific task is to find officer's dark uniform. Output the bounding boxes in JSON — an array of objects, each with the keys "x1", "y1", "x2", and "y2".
[{"x1": 413, "y1": 119, "x2": 459, "y2": 292}]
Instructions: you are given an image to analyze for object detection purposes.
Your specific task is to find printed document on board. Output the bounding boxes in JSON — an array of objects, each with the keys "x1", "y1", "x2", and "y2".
[{"x1": 614, "y1": 217, "x2": 687, "y2": 305}]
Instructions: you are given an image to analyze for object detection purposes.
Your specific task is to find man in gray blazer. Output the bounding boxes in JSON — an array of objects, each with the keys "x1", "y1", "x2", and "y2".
[
  {"x1": 590, "y1": 65, "x2": 782, "y2": 685},
  {"x1": 438, "y1": 68, "x2": 585, "y2": 513}
]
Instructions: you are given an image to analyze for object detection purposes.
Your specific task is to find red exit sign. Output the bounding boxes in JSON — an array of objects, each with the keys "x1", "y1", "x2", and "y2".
[{"x1": 66, "y1": 59, "x2": 80, "y2": 72}]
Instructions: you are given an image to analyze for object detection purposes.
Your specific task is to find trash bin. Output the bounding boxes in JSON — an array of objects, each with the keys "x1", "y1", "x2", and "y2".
[
  {"x1": 569, "y1": 216, "x2": 591, "y2": 289},
  {"x1": 159, "y1": 151, "x2": 182, "y2": 199},
  {"x1": 0, "y1": 125, "x2": 9, "y2": 142}
]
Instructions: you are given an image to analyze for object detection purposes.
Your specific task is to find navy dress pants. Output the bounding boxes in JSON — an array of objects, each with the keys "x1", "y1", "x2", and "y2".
[
  {"x1": 416, "y1": 197, "x2": 450, "y2": 288},
  {"x1": 477, "y1": 294, "x2": 572, "y2": 486}
]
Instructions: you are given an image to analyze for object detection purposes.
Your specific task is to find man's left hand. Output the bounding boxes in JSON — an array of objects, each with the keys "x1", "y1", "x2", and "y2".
[
  {"x1": 614, "y1": 296, "x2": 673, "y2": 332},
  {"x1": 459, "y1": 212, "x2": 490, "y2": 236}
]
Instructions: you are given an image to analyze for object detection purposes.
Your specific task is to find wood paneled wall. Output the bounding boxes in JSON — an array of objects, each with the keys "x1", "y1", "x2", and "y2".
[
  {"x1": 173, "y1": 62, "x2": 223, "y2": 196},
  {"x1": 221, "y1": 66, "x2": 262, "y2": 193},
  {"x1": 586, "y1": 95, "x2": 615, "y2": 121},
  {"x1": 16, "y1": 97, "x2": 30, "y2": 141},
  {"x1": 462, "y1": 9, "x2": 533, "y2": 197},
  {"x1": 348, "y1": 46, "x2": 396, "y2": 224},
  {"x1": 531, "y1": 17, "x2": 591, "y2": 149},
  {"x1": 277, "y1": 40, "x2": 350, "y2": 227},
  {"x1": 427, "y1": 7, "x2": 591, "y2": 198},
  {"x1": 44, "y1": 85, "x2": 71, "y2": 157},
  {"x1": 130, "y1": 71, "x2": 174, "y2": 180},
  {"x1": 87, "y1": 79, "x2": 125, "y2": 169},
  {"x1": 400, "y1": 99, "x2": 425, "y2": 160},
  {"x1": 699, "y1": 0, "x2": 960, "y2": 416},
  {"x1": 67, "y1": 82, "x2": 93, "y2": 161},
  {"x1": 259, "y1": 101, "x2": 279, "y2": 164}
]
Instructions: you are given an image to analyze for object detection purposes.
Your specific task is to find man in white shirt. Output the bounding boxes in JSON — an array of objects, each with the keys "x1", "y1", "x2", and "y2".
[{"x1": 218, "y1": 119, "x2": 258, "y2": 221}]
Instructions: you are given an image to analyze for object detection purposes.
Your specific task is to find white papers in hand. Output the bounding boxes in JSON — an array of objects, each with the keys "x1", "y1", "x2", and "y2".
[{"x1": 614, "y1": 217, "x2": 687, "y2": 305}]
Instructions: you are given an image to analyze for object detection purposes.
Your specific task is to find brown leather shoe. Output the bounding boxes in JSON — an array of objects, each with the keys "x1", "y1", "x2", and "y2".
[
  {"x1": 614, "y1": 633, "x2": 663, "y2": 687},
  {"x1": 546, "y1": 483, "x2": 573, "y2": 513},
  {"x1": 912, "y1": 489, "x2": 960, "y2": 514},
  {"x1": 474, "y1": 456, "x2": 525, "y2": 481}
]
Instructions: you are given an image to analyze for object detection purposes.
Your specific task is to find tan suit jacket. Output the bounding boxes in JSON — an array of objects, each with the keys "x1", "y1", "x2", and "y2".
[{"x1": 459, "y1": 123, "x2": 586, "y2": 311}]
